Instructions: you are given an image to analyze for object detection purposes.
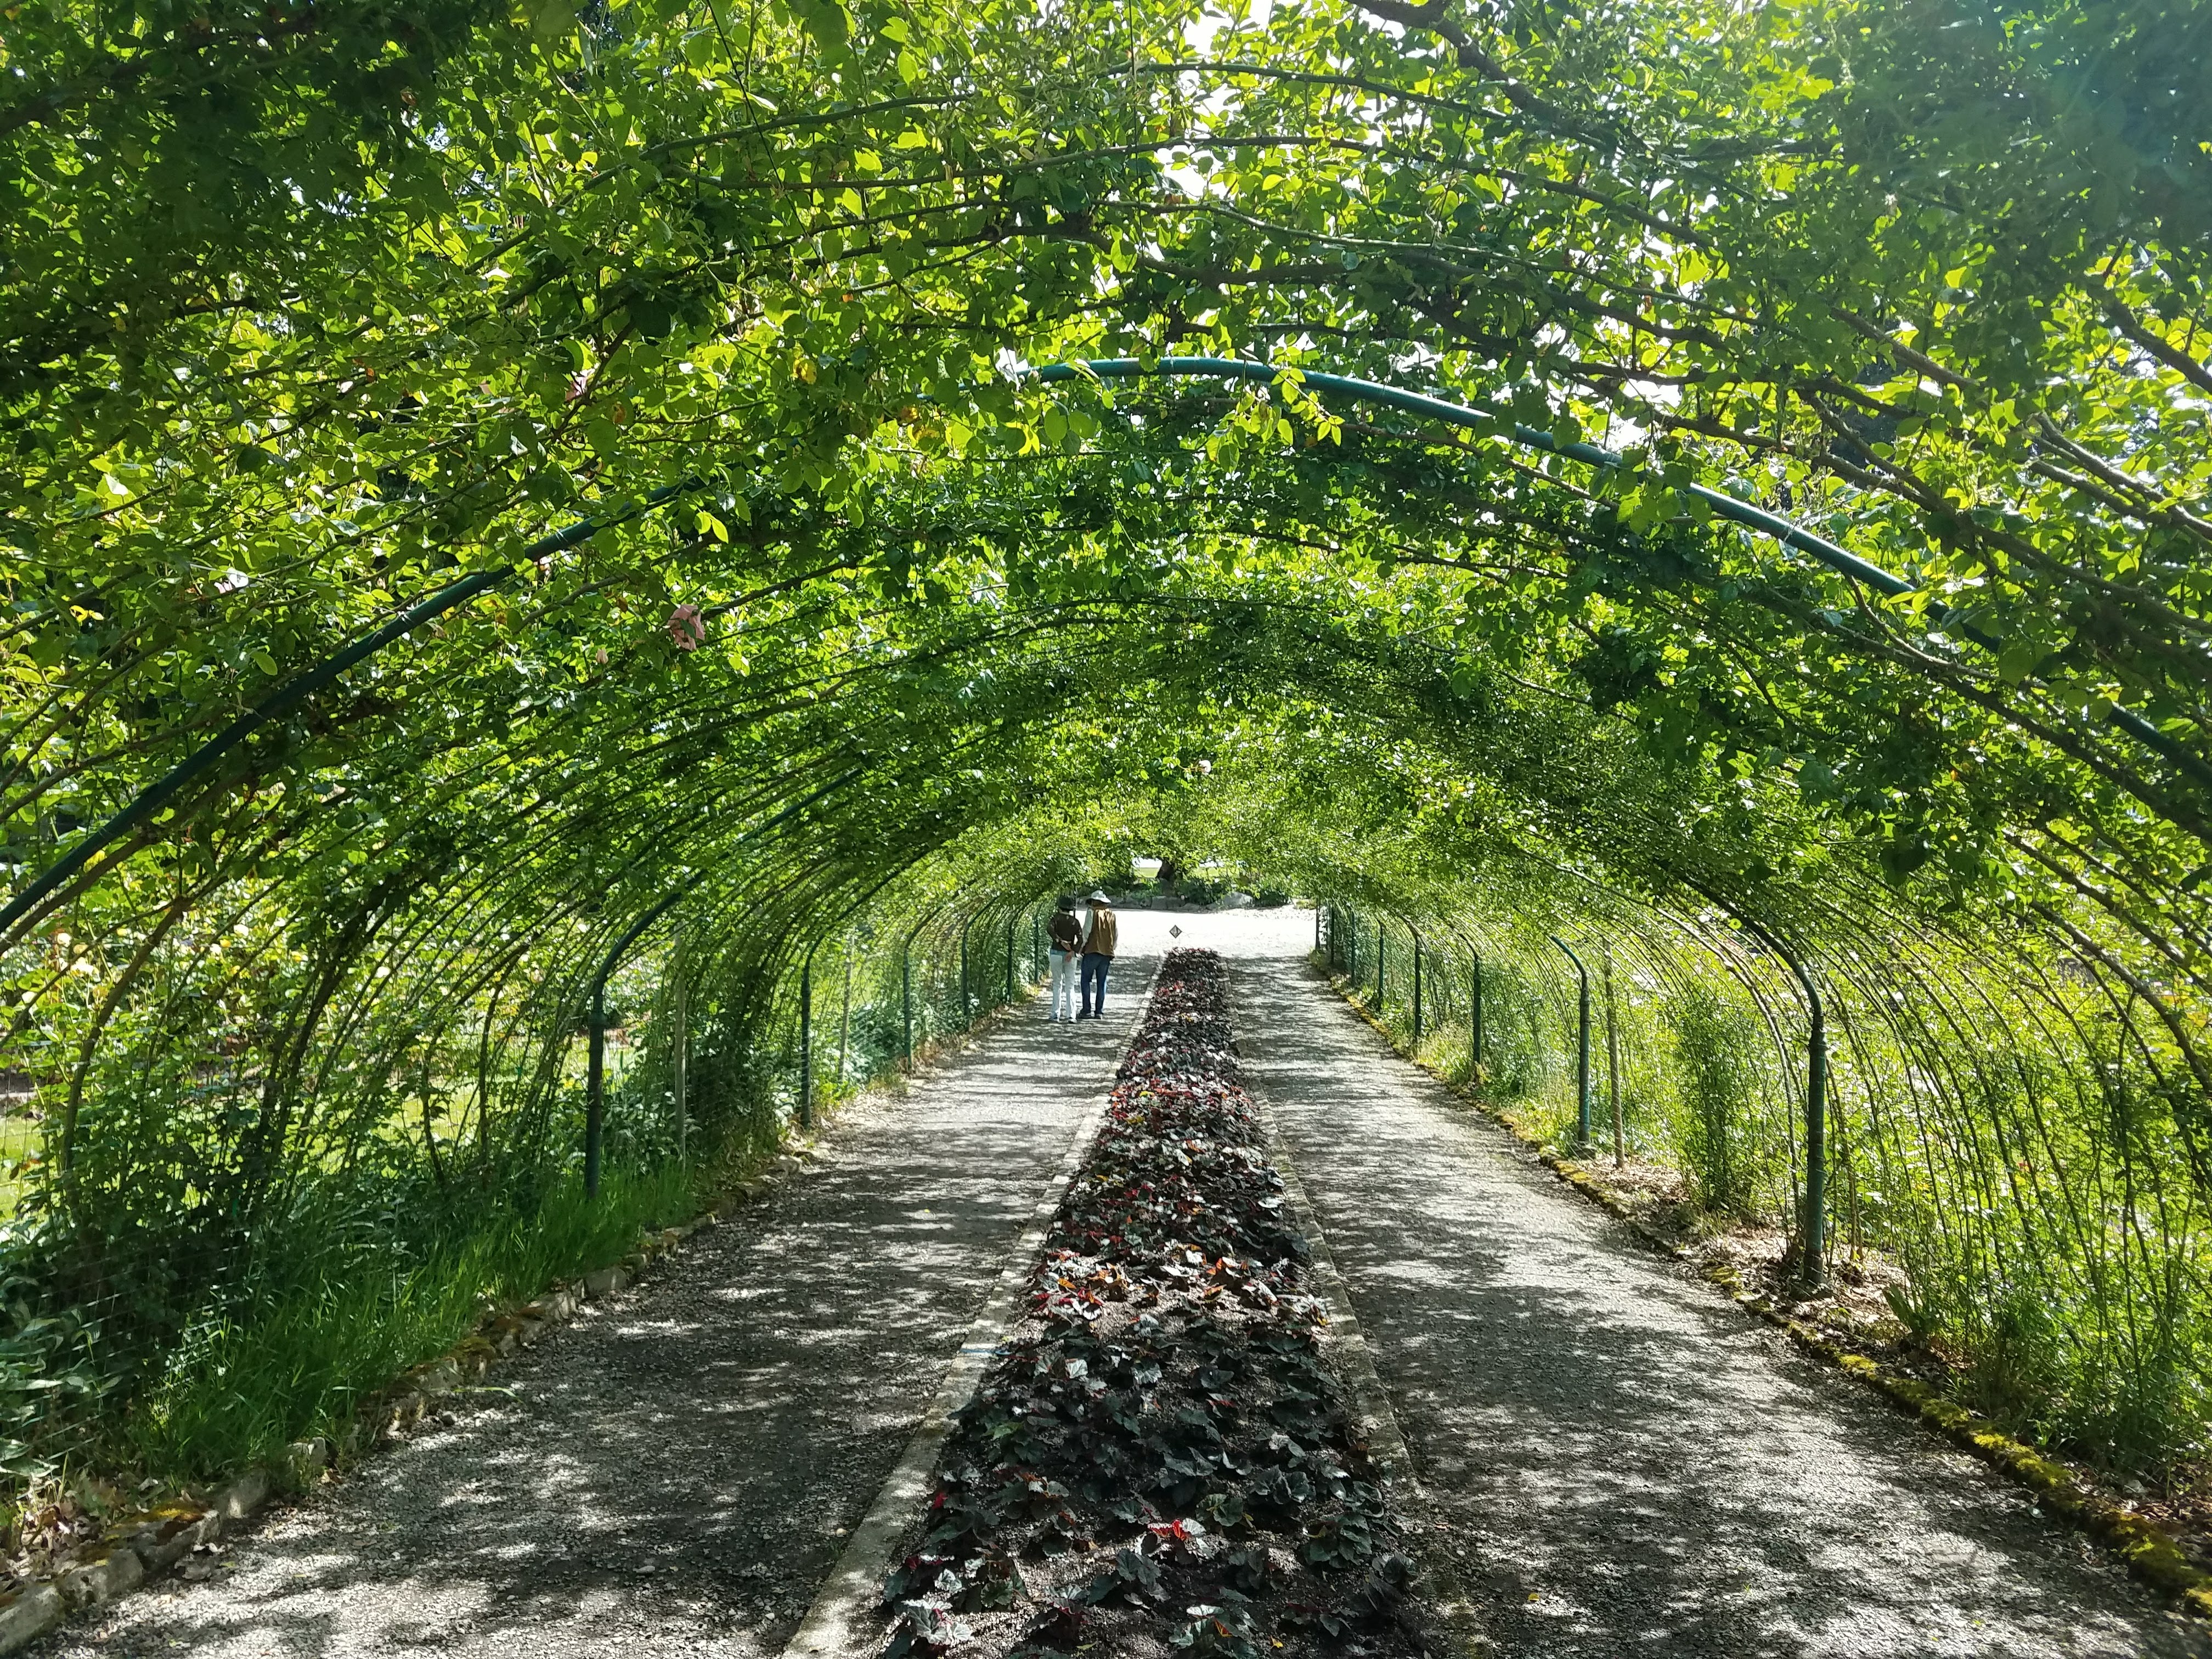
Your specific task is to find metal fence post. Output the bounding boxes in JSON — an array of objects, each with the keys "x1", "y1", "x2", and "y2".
[
  {"x1": 1552, "y1": 936, "x2": 1592, "y2": 1151},
  {"x1": 960, "y1": 911, "x2": 973, "y2": 1015},
  {"x1": 1778, "y1": 949, "x2": 1829, "y2": 1285},
  {"x1": 585, "y1": 981, "x2": 606, "y2": 1199},
  {"x1": 1471, "y1": 951, "x2": 1483, "y2": 1075},
  {"x1": 798, "y1": 953, "x2": 814, "y2": 1131},
  {"x1": 672, "y1": 927, "x2": 688, "y2": 1164},
  {"x1": 1603, "y1": 952, "x2": 1623, "y2": 1168},
  {"x1": 1412, "y1": 928, "x2": 1424, "y2": 1043}
]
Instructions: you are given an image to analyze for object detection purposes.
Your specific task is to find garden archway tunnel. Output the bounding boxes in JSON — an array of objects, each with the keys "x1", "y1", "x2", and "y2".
[{"x1": 3, "y1": 0, "x2": 2211, "y2": 1634}]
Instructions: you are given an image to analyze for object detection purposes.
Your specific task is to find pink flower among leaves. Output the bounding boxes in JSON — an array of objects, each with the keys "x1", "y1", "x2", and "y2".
[{"x1": 667, "y1": 604, "x2": 705, "y2": 651}]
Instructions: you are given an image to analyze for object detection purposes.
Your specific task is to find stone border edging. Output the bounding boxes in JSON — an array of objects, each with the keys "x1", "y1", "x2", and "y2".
[
  {"x1": 781, "y1": 957, "x2": 1167, "y2": 1659},
  {"x1": 1319, "y1": 964, "x2": 2212, "y2": 1621}
]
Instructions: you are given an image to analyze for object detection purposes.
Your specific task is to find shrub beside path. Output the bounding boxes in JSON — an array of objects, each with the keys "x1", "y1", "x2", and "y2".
[
  {"x1": 31, "y1": 949, "x2": 1160, "y2": 1659},
  {"x1": 1227, "y1": 943, "x2": 2208, "y2": 1658}
]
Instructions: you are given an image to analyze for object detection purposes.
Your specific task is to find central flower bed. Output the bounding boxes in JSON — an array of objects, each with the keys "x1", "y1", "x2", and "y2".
[{"x1": 880, "y1": 949, "x2": 1432, "y2": 1658}]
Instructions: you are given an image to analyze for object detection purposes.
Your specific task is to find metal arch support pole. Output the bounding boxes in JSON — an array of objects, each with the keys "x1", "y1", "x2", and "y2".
[
  {"x1": 1471, "y1": 950, "x2": 1483, "y2": 1076},
  {"x1": 959, "y1": 910, "x2": 975, "y2": 1016},
  {"x1": 1411, "y1": 926, "x2": 1424, "y2": 1044},
  {"x1": 585, "y1": 980, "x2": 606, "y2": 1200},
  {"x1": 19, "y1": 352, "x2": 2207, "y2": 959},
  {"x1": 672, "y1": 926, "x2": 688, "y2": 1165},
  {"x1": 799, "y1": 951, "x2": 814, "y2": 1132},
  {"x1": 582, "y1": 884, "x2": 687, "y2": 1203},
  {"x1": 1604, "y1": 951, "x2": 1624, "y2": 1170},
  {"x1": 1028, "y1": 356, "x2": 2212, "y2": 807},
  {"x1": 898, "y1": 899, "x2": 951, "y2": 1074},
  {"x1": 0, "y1": 482, "x2": 705, "y2": 944},
  {"x1": 1803, "y1": 974, "x2": 1830, "y2": 1284},
  {"x1": 1663, "y1": 868, "x2": 1831, "y2": 1283},
  {"x1": 1553, "y1": 936, "x2": 1593, "y2": 1152},
  {"x1": 1774, "y1": 947, "x2": 1830, "y2": 1285},
  {"x1": 573, "y1": 765, "x2": 869, "y2": 1199}
]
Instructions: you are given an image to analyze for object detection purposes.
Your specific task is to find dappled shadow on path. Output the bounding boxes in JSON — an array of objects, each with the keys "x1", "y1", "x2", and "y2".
[
  {"x1": 1231, "y1": 958, "x2": 2209, "y2": 1659},
  {"x1": 38, "y1": 968, "x2": 1154, "y2": 1659}
]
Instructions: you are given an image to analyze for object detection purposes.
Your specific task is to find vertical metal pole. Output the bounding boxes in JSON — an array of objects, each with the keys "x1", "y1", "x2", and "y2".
[
  {"x1": 798, "y1": 955, "x2": 814, "y2": 1131},
  {"x1": 1787, "y1": 954, "x2": 1829, "y2": 1285},
  {"x1": 1412, "y1": 933, "x2": 1424, "y2": 1043},
  {"x1": 838, "y1": 947, "x2": 852, "y2": 1086},
  {"x1": 1604, "y1": 953, "x2": 1623, "y2": 1168},
  {"x1": 672, "y1": 928, "x2": 688, "y2": 1164},
  {"x1": 585, "y1": 981, "x2": 606, "y2": 1199},
  {"x1": 1552, "y1": 937, "x2": 1592, "y2": 1150},
  {"x1": 1471, "y1": 952, "x2": 1483, "y2": 1075}
]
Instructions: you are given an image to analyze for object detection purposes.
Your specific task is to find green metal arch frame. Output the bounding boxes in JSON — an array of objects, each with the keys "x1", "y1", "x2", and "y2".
[{"x1": 7, "y1": 356, "x2": 2204, "y2": 941}]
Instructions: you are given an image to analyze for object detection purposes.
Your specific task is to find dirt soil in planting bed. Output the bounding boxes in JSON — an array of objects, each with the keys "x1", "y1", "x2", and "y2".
[{"x1": 874, "y1": 949, "x2": 1437, "y2": 1659}]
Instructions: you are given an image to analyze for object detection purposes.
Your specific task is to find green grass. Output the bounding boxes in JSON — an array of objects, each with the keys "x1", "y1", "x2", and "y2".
[
  {"x1": 0, "y1": 1116, "x2": 41, "y2": 1218},
  {"x1": 120, "y1": 1163, "x2": 695, "y2": 1482}
]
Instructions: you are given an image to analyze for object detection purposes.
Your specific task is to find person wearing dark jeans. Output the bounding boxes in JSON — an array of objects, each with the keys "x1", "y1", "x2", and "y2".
[{"x1": 1077, "y1": 890, "x2": 1118, "y2": 1018}]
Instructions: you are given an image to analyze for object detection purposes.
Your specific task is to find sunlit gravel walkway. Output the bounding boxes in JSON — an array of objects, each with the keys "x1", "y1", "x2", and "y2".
[
  {"x1": 1228, "y1": 937, "x2": 2209, "y2": 1659},
  {"x1": 35, "y1": 941, "x2": 1164, "y2": 1659},
  {"x1": 32, "y1": 908, "x2": 2204, "y2": 1659}
]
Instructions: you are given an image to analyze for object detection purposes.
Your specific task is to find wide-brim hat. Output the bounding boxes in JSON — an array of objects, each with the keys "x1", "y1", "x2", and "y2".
[{"x1": 1088, "y1": 890, "x2": 1111, "y2": 903}]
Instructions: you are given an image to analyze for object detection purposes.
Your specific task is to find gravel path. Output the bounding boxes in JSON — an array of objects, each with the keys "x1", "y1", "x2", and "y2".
[
  {"x1": 33, "y1": 906, "x2": 2195, "y2": 1659},
  {"x1": 1227, "y1": 941, "x2": 2209, "y2": 1658},
  {"x1": 36, "y1": 945, "x2": 1161, "y2": 1659}
]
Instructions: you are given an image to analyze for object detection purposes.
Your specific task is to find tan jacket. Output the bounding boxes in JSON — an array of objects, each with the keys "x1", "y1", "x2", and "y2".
[{"x1": 1083, "y1": 906, "x2": 1118, "y2": 957}]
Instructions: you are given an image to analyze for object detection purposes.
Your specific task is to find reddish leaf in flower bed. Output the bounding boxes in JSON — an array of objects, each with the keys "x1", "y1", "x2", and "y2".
[{"x1": 876, "y1": 950, "x2": 1437, "y2": 1658}]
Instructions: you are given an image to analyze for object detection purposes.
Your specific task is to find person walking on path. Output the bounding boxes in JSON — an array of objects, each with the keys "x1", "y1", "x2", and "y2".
[
  {"x1": 1077, "y1": 890, "x2": 1118, "y2": 1019},
  {"x1": 1046, "y1": 895, "x2": 1084, "y2": 1020}
]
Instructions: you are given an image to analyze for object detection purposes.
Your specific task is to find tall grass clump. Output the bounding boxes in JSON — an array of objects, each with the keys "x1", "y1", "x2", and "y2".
[
  {"x1": 1666, "y1": 981, "x2": 1784, "y2": 1222},
  {"x1": 122, "y1": 1162, "x2": 693, "y2": 1482}
]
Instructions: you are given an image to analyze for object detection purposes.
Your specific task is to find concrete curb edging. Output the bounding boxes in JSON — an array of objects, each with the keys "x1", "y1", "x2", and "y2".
[
  {"x1": 781, "y1": 957, "x2": 1167, "y2": 1659},
  {"x1": 0, "y1": 1464, "x2": 275, "y2": 1655},
  {"x1": 1321, "y1": 964, "x2": 2212, "y2": 1621}
]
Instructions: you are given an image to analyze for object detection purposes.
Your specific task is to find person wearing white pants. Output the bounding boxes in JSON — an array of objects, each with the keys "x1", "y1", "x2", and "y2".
[{"x1": 1046, "y1": 895, "x2": 1084, "y2": 1020}]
